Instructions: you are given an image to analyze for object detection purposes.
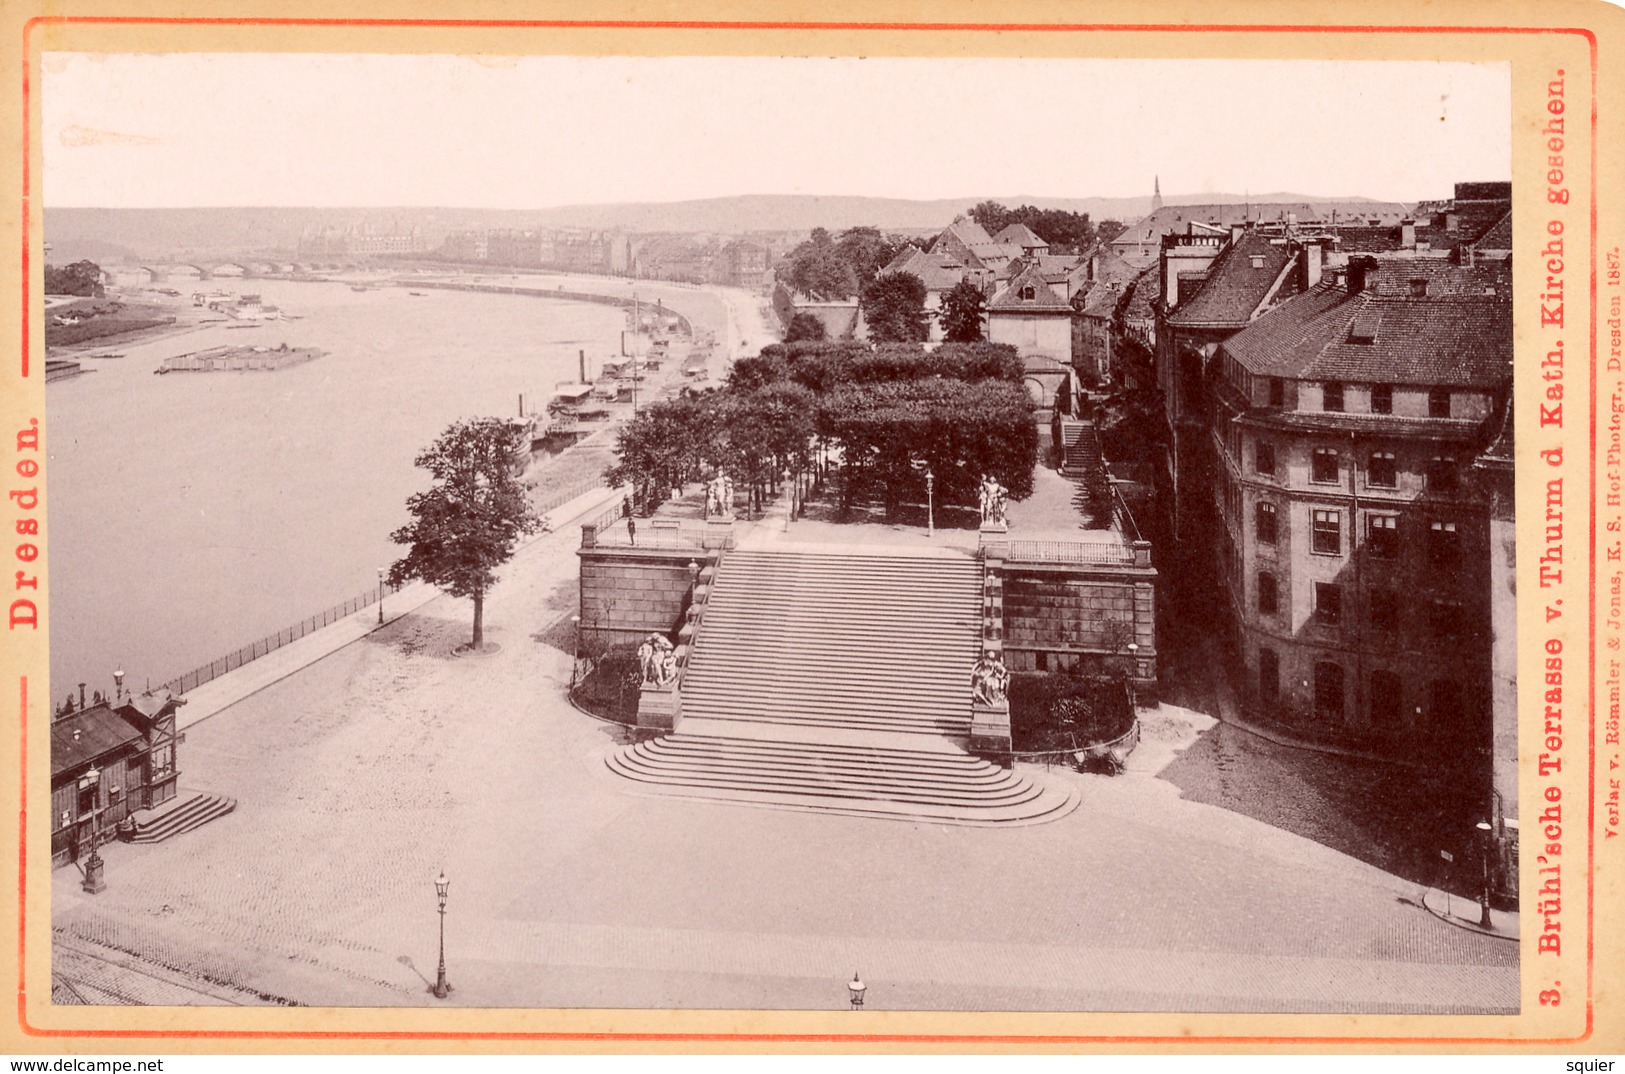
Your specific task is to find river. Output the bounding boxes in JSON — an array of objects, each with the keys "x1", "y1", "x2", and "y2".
[{"x1": 44, "y1": 273, "x2": 729, "y2": 702}]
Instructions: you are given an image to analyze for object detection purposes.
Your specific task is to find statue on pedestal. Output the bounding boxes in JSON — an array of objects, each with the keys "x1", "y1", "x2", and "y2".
[
  {"x1": 971, "y1": 649, "x2": 1010, "y2": 706},
  {"x1": 979, "y1": 475, "x2": 1007, "y2": 526},
  {"x1": 639, "y1": 633, "x2": 675, "y2": 684},
  {"x1": 654, "y1": 648, "x2": 679, "y2": 687}
]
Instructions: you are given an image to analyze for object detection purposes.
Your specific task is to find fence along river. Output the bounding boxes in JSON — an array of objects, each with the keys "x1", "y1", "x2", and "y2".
[{"x1": 45, "y1": 273, "x2": 726, "y2": 702}]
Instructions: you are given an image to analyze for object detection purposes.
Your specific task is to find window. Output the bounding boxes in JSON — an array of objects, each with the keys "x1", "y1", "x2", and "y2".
[
  {"x1": 1311, "y1": 448, "x2": 1340, "y2": 483},
  {"x1": 1371, "y1": 670, "x2": 1404, "y2": 728},
  {"x1": 1428, "y1": 388, "x2": 1452, "y2": 418},
  {"x1": 1428, "y1": 456, "x2": 1459, "y2": 492},
  {"x1": 1315, "y1": 582, "x2": 1343, "y2": 623},
  {"x1": 1323, "y1": 381, "x2": 1345, "y2": 412},
  {"x1": 1370, "y1": 588, "x2": 1402, "y2": 631},
  {"x1": 1256, "y1": 502, "x2": 1278, "y2": 545},
  {"x1": 1020, "y1": 285, "x2": 1036, "y2": 301},
  {"x1": 1257, "y1": 571, "x2": 1278, "y2": 615},
  {"x1": 1368, "y1": 452, "x2": 1397, "y2": 488},
  {"x1": 1430, "y1": 600, "x2": 1467, "y2": 638},
  {"x1": 1259, "y1": 648, "x2": 1280, "y2": 703},
  {"x1": 1367, "y1": 514, "x2": 1399, "y2": 559},
  {"x1": 1315, "y1": 661, "x2": 1346, "y2": 717},
  {"x1": 1312, "y1": 509, "x2": 1341, "y2": 555},
  {"x1": 1428, "y1": 520, "x2": 1460, "y2": 565},
  {"x1": 1409, "y1": 278, "x2": 1430, "y2": 297},
  {"x1": 1371, "y1": 383, "x2": 1393, "y2": 414},
  {"x1": 150, "y1": 743, "x2": 174, "y2": 780},
  {"x1": 1255, "y1": 442, "x2": 1276, "y2": 476},
  {"x1": 1268, "y1": 378, "x2": 1284, "y2": 406}
]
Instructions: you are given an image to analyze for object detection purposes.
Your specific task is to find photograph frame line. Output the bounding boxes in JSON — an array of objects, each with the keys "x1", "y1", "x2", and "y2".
[{"x1": 11, "y1": 11, "x2": 1604, "y2": 1049}]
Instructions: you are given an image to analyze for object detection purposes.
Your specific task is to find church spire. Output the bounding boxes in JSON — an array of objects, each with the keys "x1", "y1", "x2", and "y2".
[{"x1": 1152, "y1": 175, "x2": 1163, "y2": 212}]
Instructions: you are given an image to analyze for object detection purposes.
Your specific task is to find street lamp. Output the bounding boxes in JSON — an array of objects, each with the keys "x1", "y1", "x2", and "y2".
[
  {"x1": 925, "y1": 469, "x2": 935, "y2": 536},
  {"x1": 1125, "y1": 642, "x2": 1140, "y2": 709},
  {"x1": 79, "y1": 766, "x2": 105, "y2": 894},
  {"x1": 570, "y1": 615, "x2": 582, "y2": 688},
  {"x1": 432, "y1": 870, "x2": 452, "y2": 999},
  {"x1": 378, "y1": 566, "x2": 386, "y2": 625},
  {"x1": 847, "y1": 972, "x2": 866, "y2": 1010},
  {"x1": 1476, "y1": 820, "x2": 1494, "y2": 929}
]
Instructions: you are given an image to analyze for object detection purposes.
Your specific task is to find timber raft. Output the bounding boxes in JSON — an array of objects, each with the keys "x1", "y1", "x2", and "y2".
[{"x1": 156, "y1": 343, "x2": 326, "y2": 374}]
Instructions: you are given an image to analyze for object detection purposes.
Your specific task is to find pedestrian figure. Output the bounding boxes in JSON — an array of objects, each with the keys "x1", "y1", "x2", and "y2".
[
  {"x1": 622, "y1": 495, "x2": 632, "y2": 519},
  {"x1": 627, "y1": 516, "x2": 636, "y2": 545}
]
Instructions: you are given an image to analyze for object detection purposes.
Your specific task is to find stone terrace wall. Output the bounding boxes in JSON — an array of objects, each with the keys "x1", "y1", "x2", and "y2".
[{"x1": 577, "y1": 547, "x2": 716, "y2": 650}]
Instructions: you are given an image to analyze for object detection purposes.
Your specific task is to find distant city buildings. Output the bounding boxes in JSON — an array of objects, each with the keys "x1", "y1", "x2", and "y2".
[{"x1": 297, "y1": 222, "x2": 428, "y2": 258}]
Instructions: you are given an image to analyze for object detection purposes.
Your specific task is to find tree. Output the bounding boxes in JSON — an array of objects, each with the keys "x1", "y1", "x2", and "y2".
[
  {"x1": 43, "y1": 260, "x2": 104, "y2": 297},
  {"x1": 784, "y1": 311, "x2": 828, "y2": 343},
  {"x1": 938, "y1": 280, "x2": 987, "y2": 342},
  {"x1": 387, "y1": 418, "x2": 541, "y2": 651},
  {"x1": 1095, "y1": 219, "x2": 1128, "y2": 245},
  {"x1": 862, "y1": 271, "x2": 928, "y2": 344}
]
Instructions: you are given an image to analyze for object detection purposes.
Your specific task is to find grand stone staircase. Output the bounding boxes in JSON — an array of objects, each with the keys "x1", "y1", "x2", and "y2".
[{"x1": 604, "y1": 546, "x2": 1079, "y2": 826}]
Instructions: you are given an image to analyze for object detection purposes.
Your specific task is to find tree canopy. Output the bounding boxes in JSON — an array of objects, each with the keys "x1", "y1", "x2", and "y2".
[
  {"x1": 387, "y1": 417, "x2": 541, "y2": 650},
  {"x1": 44, "y1": 260, "x2": 104, "y2": 298},
  {"x1": 861, "y1": 271, "x2": 928, "y2": 344},
  {"x1": 784, "y1": 311, "x2": 828, "y2": 343},
  {"x1": 967, "y1": 202, "x2": 1096, "y2": 253},
  {"x1": 938, "y1": 280, "x2": 988, "y2": 343},
  {"x1": 777, "y1": 226, "x2": 911, "y2": 301}
]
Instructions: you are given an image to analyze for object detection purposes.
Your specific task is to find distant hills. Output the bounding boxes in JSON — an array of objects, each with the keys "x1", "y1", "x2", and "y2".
[{"x1": 44, "y1": 191, "x2": 1412, "y2": 261}]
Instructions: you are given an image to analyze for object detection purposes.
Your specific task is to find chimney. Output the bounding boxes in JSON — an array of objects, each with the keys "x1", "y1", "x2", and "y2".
[
  {"x1": 1300, "y1": 240, "x2": 1324, "y2": 289},
  {"x1": 78, "y1": 683, "x2": 86, "y2": 710},
  {"x1": 114, "y1": 668, "x2": 125, "y2": 702},
  {"x1": 1348, "y1": 255, "x2": 1377, "y2": 295},
  {"x1": 1230, "y1": 224, "x2": 1245, "y2": 243},
  {"x1": 1400, "y1": 218, "x2": 1417, "y2": 248}
]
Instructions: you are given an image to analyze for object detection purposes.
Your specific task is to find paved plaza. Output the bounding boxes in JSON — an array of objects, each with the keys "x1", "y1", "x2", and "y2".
[{"x1": 50, "y1": 507, "x2": 1518, "y2": 1013}]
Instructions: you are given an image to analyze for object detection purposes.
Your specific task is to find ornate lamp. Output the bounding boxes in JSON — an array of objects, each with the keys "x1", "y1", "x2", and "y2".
[
  {"x1": 432, "y1": 870, "x2": 452, "y2": 998},
  {"x1": 848, "y1": 972, "x2": 866, "y2": 1010}
]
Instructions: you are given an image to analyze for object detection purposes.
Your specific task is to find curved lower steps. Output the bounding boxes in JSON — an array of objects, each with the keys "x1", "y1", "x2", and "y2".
[
  {"x1": 605, "y1": 732, "x2": 1079, "y2": 827},
  {"x1": 129, "y1": 794, "x2": 237, "y2": 844}
]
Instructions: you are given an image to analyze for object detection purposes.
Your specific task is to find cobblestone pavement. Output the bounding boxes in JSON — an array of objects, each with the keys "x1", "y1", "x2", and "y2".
[{"x1": 50, "y1": 518, "x2": 1517, "y2": 1013}]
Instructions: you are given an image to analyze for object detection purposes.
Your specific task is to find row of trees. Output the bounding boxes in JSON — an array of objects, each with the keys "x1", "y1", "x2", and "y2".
[
  {"x1": 965, "y1": 202, "x2": 1126, "y2": 253},
  {"x1": 607, "y1": 340, "x2": 1036, "y2": 523},
  {"x1": 860, "y1": 273, "x2": 989, "y2": 345}
]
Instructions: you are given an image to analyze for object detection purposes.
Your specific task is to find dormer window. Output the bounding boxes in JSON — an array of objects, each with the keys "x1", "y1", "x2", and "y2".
[
  {"x1": 1250, "y1": 255, "x2": 1265, "y2": 269},
  {"x1": 1409, "y1": 278, "x2": 1430, "y2": 297},
  {"x1": 1020, "y1": 285, "x2": 1035, "y2": 301},
  {"x1": 1348, "y1": 309, "x2": 1382, "y2": 344}
]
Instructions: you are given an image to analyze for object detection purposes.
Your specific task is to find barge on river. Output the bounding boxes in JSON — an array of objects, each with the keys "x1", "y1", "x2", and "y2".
[{"x1": 155, "y1": 343, "x2": 326, "y2": 374}]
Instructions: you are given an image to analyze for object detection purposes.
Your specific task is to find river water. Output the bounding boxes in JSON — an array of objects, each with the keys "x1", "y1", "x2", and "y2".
[{"x1": 44, "y1": 274, "x2": 724, "y2": 701}]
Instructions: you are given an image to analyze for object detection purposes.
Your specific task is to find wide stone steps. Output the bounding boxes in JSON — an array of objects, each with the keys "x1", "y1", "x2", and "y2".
[
  {"x1": 602, "y1": 545, "x2": 1076, "y2": 825},
  {"x1": 128, "y1": 793, "x2": 237, "y2": 844},
  {"x1": 605, "y1": 734, "x2": 1079, "y2": 826}
]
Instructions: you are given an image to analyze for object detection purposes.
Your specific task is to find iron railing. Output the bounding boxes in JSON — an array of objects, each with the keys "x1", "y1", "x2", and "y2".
[{"x1": 1003, "y1": 540, "x2": 1135, "y2": 566}]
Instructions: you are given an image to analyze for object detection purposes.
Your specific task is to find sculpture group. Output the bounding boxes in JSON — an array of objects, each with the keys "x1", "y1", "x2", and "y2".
[
  {"x1": 978, "y1": 474, "x2": 1007, "y2": 527},
  {"x1": 636, "y1": 632, "x2": 678, "y2": 688},
  {"x1": 971, "y1": 648, "x2": 1010, "y2": 706},
  {"x1": 704, "y1": 470, "x2": 735, "y2": 519}
]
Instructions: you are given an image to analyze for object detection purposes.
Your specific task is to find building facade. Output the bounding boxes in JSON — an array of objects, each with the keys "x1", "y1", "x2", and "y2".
[{"x1": 51, "y1": 683, "x2": 183, "y2": 867}]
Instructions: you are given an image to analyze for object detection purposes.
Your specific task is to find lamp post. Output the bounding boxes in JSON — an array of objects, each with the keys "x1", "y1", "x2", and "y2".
[
  {"x1": 1125, "y1": 642, "x2": 1140, "y2": 709},
  {"x1": 377, "y1": 566, "x2": 386, "y2": 625},
  {"x1": 432, "y1": 870, "x2": 452, "y2": 999},
  {"x1": 569, "y1": 615, "x2": 582, "y2": 688},
  {"x1": 1476, "y1": 819, "x2": 1494, "y2": 929},
  {"x1": 79, "y1": 766, "x2": 105, "y2": 894},
  {"x1": 847, "y1": 972, "x2": 866, "y2": 1010},
  {"x1": 929, "y1": 467, "x2": 942, "y2": 536}
]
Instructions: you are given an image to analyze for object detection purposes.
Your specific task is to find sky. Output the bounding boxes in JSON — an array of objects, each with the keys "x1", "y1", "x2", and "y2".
[{"x1": 41, "y1": 53, "x2": 1511, "y2": 209}]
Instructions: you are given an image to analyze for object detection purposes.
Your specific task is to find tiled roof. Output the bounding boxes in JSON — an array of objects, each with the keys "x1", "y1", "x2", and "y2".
[
  {"x1": 51, "y1": 704, "x2": 144, "y2": 777},
  {"x1": 1166, "y1": 231, "x2": 1297, "y2": 327},
  {"x1": 882, "y1": 248, "x2": 981, "y2": 293},
  {"x1": 1364, "y1": 257, "x2": 1510, "y2": 297},
  {"x1": 942, "y1": 219, "x2": 996, "y2": 247},
  {"x1": 988, "y1": 264, "x2": 1072, "y2": 311},
  {"x1": 1236, "y1": 409, "x2": 1485, "y2": 442},
  {"x1": 124, "y1": 690, "x2": 181, "y2": 720},
  {"x1": 1221, "y1": 280, "x2": 1512, "y2": 389},
  {"x1": 1470, "y1": 210, "x2": 1513, "y2": 252},
  {"x1": 1122, "y1": 265, "x2": 1161, "y2": 324},
  {"x1": 994, "y1": 223, "x2": 1047, "y2": 248},
  {"x1": 1110, "y1": 201, "x2": 1411, "y2": 251}
]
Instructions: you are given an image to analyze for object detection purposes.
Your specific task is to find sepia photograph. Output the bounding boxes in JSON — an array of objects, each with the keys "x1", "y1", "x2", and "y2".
[{"x1": 32, "y1": 50, "x2": 1524, "y2": 1015}]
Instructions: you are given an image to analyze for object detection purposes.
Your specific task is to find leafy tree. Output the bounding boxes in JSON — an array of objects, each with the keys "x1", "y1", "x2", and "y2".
[
  {"x1": 834, "y1": 227, "x2": 910, "y2": 287},
  {"x1": 43, "y1": 260, "x2": 104, "y2": 297},
  {"x1": 387, "y1": 418, "x2": 542, "y2": 650},
  {"x1": 784, "y1": 311, "x2": 828, "y2": 343},
  {"x1": 968, "y1": 201, "x2": 1010, "y2": 236},
  {"x1": 938, "y1": 280, "x2": 987, "y2": 342},
  {"x1": 862, "y1": 271, "x2": 928, "y2": 344},
  {"x1": 965, "y1": 203, "x2": 1096, "y2": 253},
  {"x1": 1095, "y1": 219, "x2": 1128, "y2": 245}
]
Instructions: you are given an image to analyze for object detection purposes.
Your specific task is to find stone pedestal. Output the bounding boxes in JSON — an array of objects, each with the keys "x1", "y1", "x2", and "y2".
[
  {"x1": 703, "y1": 517, "x2": 736, "y2": 550},
  {"x1": 81, "y1": 853, "x2": 105, "y2": 895},
  {"x1": 970, "y1": 699, "x2": 1012, "y2": 756},
  {"x1": 979, "y1": 520, "x2": 1009, "y2": 560},
  {"x1": 636, "y1": 681, "x2": 682, "y2": 732}
]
